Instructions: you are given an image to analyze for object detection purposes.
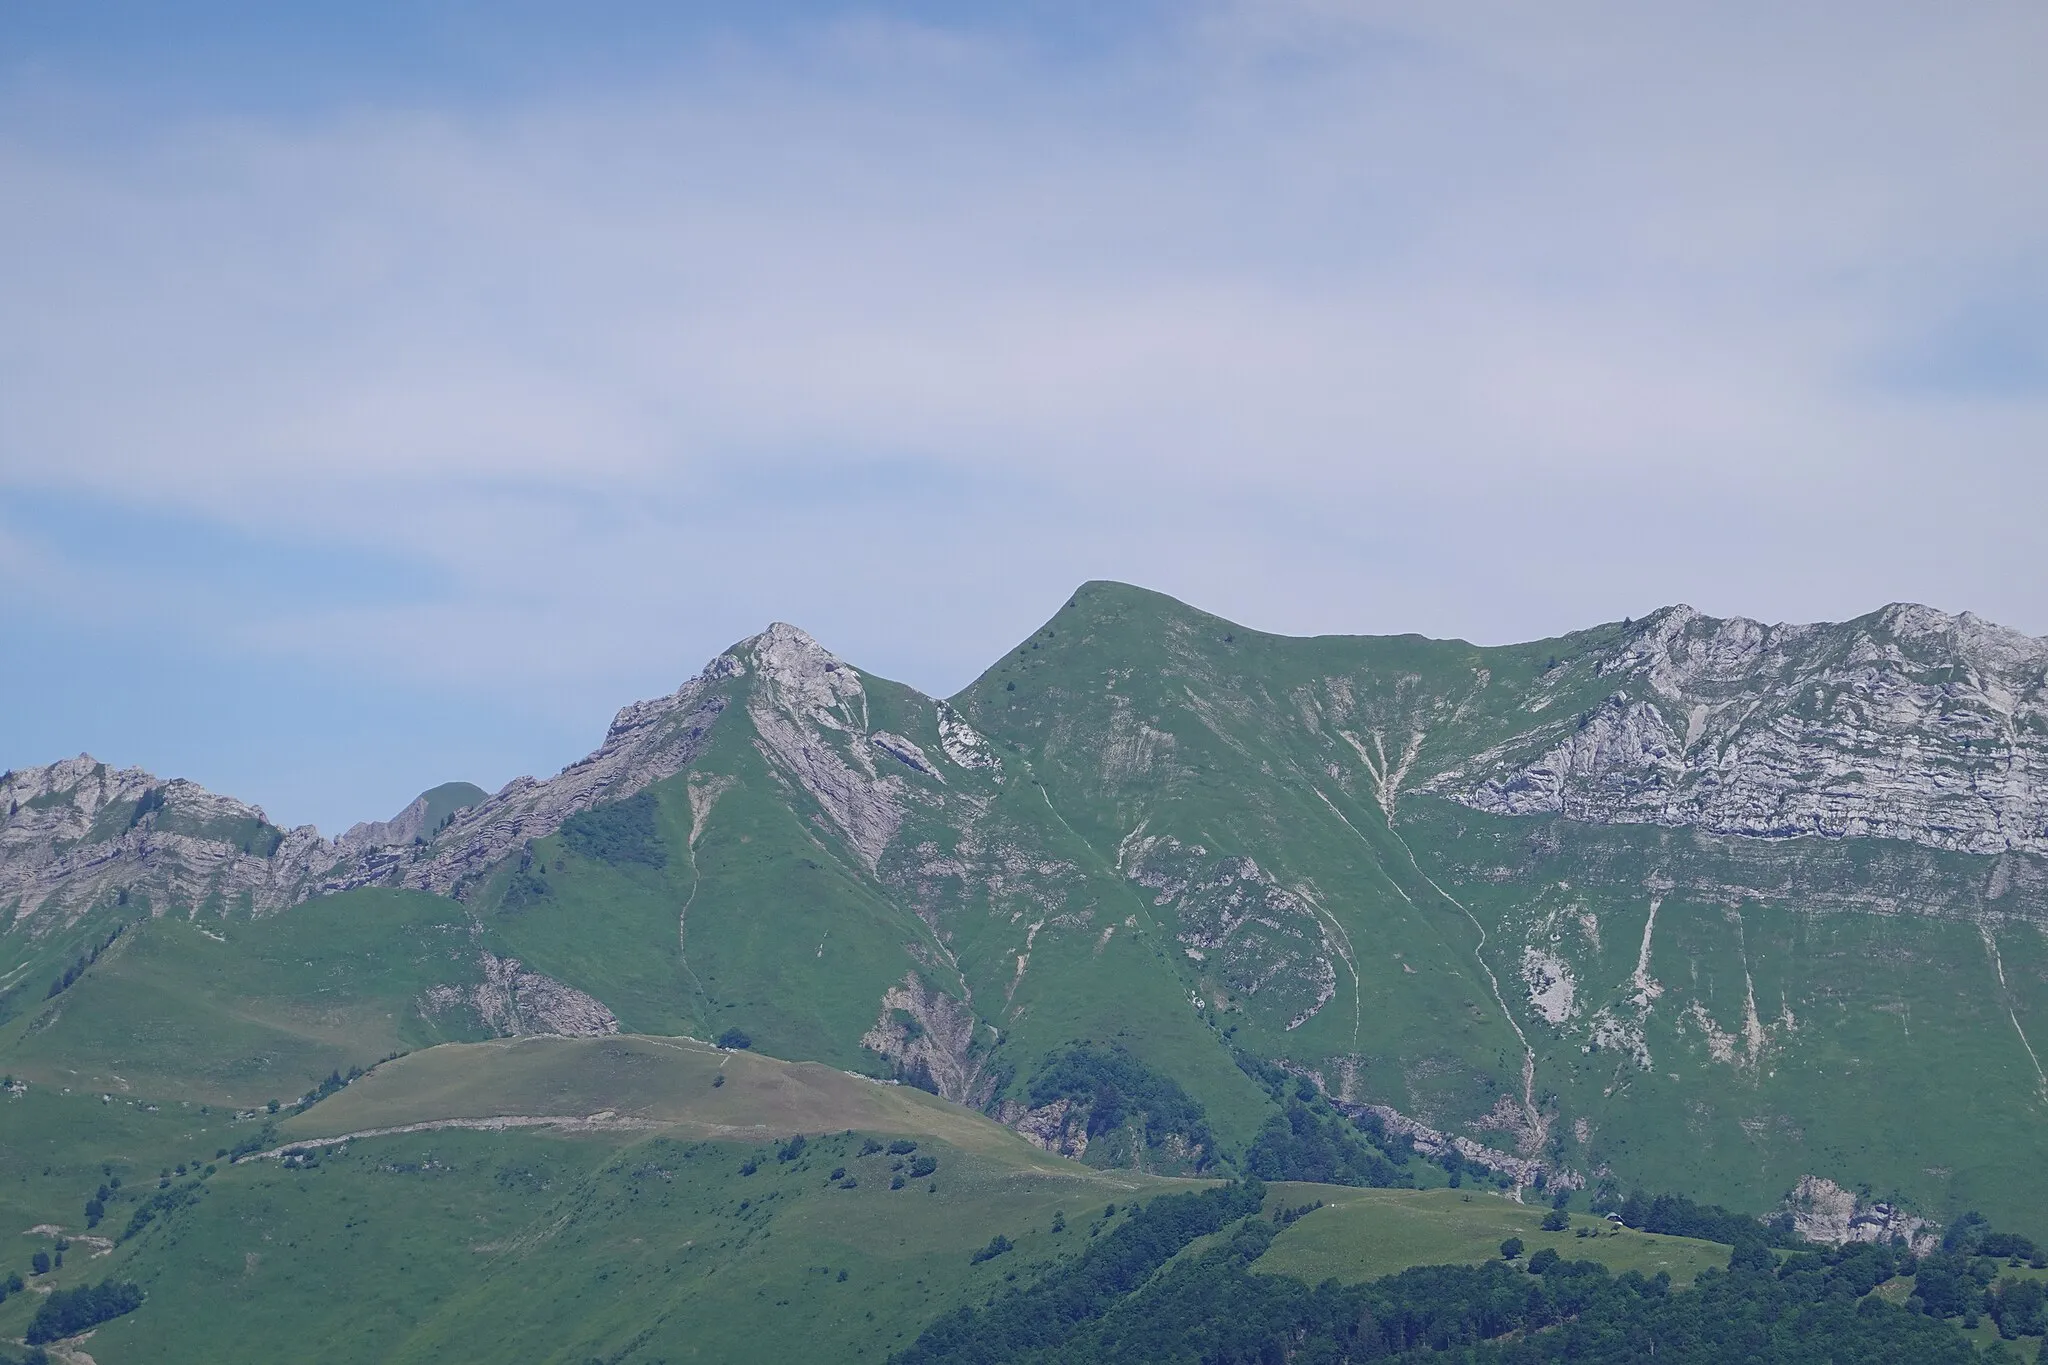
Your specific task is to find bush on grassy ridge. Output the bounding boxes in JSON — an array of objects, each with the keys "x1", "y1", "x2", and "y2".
[
  {"x1": 26, "y1": 1279, "x2": 143, "y2": 1344},
  {"x1": 122, "y1": 1180, "x2": 205, "y2": 1241},
  {"x1": 1242, "y1": 1101, "x2": 1409, "y2": 1188},
  {"x1": 560, "y1": 792, "x2": 666, "y2": 869},
  {"x1": 1025, "y1": 1043, "x2": 1215, "y2": 1169}
]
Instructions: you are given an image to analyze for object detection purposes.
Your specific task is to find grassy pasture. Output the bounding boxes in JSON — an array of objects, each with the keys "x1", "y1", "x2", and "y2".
[
  {"x1": 0, "y1": 891, "x2": 484, "y2": 1107},
  {"x1": 284, "y1": 1034, "x2": 1080, "y2": 1162},
  {"x1": 1253, "y1": 1185, "x2": 1730, "y2": 1288},
  {"x1": 7, "y1": 1032, "x2": 1748, "y2": 1365}
]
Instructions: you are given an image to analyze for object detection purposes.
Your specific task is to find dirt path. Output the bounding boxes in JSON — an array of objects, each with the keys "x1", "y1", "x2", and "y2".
[{"x1": 238, "y1": 1113, "x2": 665, "y2": 1160}]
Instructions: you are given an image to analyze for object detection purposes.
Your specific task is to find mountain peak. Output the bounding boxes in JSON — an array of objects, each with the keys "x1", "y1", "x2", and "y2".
[
  {"x1": 733, "y1": 620, "x2": 838, "y2": 665},
  {"x1": 339, "y1": 780, "x2": 488, "y2": 848}
]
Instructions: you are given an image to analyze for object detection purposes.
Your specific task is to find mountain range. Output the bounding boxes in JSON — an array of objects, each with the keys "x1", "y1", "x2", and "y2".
[
  {"x1": 3, "y1": 581, "x2": 2046, "y2": 1360},
  {"x1": 8, "y1": 582, "x2": 2045, "y2": 1213}
]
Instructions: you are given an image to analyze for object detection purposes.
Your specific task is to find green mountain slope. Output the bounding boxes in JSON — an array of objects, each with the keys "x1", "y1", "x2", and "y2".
[
  {"x1": 954, "y1": 582, "x2": 2048, "y2": 1231},
  {"x1": 5, "y1": 577, "x2": 2046, "y2": 1276}
]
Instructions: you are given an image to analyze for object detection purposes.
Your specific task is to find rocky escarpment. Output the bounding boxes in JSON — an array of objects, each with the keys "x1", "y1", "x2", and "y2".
[
  {"x1": 0, "y1": 618, "x2": 1024, "y2": 973},
  {"x1": 0, "y1": 649, "x2": 747, "y2": 932},
  {"x1": 859, "y1": 973, "x2": 998, "y2": 1107},
  {"x1": 15, "y1": 600, "x2": 2038, "y2": 939},
  {"x1": 994, "y1": 1096, "x2": 1092, "y2": 1158},
  {"x1": 744, "y1": 623, "x2": 913, "y2": 871},
  {"x1": 1780, "y1": 1175, "x2": 1939, "y2": 1254},
  {"x1": 1429, "y1": 603, "x2": 2048, "y2": 857},
  {"x1": 420, "y1": 951, "x2": 620, "y2": 1038},
  {"x1": 349, "y1": 659, "x2": 738, "y2": 901},
  {"x1": 1122, "y1": 834, "x2": 1339, "y2": 1032},
  {"x1": 0, "y1": 757, "x2": 327, "y2": 932}
]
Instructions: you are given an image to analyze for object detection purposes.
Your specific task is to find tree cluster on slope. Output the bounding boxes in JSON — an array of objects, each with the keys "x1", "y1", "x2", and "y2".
[
  {"x1": 559, "y1": 792, "x2": 668, "y2": 869},
  {"x1": 26, "y1": 1279, "x2": 144, "y2": 1345},
  {"x1": 894, "y1": 1201, "x2": 1994, "y2": 1365},
  {"x1": 1242, "y1": 1095, "x2": 1411, "y2": 1188},
  {"x1": 1025, "y1": 1043, "x2": 1216, "y2": 1168}
]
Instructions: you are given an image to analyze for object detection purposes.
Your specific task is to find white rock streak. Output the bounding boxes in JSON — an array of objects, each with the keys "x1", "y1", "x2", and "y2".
[
  {"x1": 1520, "y1": 947, "x2": 1578, "y2": 1025},
  {"x1": 935, "y1": 701, "x2": 1002, "y2": 773}
]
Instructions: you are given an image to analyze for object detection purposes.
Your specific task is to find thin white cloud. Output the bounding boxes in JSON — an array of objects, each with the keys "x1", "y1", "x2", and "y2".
[{"x1": 2, "y1": 0, "x2": 2044, "y2": 717}]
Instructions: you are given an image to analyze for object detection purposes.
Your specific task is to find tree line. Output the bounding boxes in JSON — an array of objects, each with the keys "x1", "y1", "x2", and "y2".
[{"x1": 893, "y1": 1182, "x2": 2033, "y2": 1364}]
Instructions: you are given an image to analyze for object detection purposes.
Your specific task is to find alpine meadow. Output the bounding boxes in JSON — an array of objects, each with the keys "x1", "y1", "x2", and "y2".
[{"x1": 4, "y1": 580, "x2": 2048, "y2": 1362}]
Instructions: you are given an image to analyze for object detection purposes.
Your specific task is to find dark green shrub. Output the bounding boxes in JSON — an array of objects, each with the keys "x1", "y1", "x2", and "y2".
[
  {"x1": 1027, "y1": 1043, "x2": 1214, "y2": 1167},
  {"x1": 1244, "y1": 1101, "x2": 1407, "y2": 1187},
  {"x1": 26, "y1": 1279, "x2": 143, "y2": 1344},
  {"x1": 122, "y1": 1180, "x2": 205, "y2": 1240},
  {"x1": 560, "y1": 792, "x2": 666, "y2": 868},
  {"x1": 1993, "y1": 1278, "x2": 2048, "y2": 1337}
]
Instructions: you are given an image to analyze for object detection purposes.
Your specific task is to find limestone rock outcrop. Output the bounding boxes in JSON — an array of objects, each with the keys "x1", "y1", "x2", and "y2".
[
  {"x1": 1431, "y1": 603, "x2": 2048, "y2": 856},
  {"x1": 421, "y1": 951, "x2": 620, "y2": 1037}
]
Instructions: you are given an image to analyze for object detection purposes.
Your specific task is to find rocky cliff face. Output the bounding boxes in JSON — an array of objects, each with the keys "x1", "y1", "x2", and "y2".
[
  {"x1": 0, "y1": 756, "x2": 327, "y2": 932},
  {"x1": 351, "y1": 655, "x2": 739, "y2": 902},
  {"x1": 1430, "y1": 603, "x2": 2048, "y2": 857},
  {"x1": 0, "y1": 644, "x2": 746, "y2": 933},
  {"x1": 421, "y1": 951, "x2": 620, "y2": 1038}
]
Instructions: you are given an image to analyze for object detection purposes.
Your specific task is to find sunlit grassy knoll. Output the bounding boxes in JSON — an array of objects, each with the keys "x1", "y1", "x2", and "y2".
[
  {"x1": 285, "y1": 1033, "x2": 1075, "y2": 1163},
  {"x1": 1254, "y1": 1185, "x2": 1729, "y2": 1288}
]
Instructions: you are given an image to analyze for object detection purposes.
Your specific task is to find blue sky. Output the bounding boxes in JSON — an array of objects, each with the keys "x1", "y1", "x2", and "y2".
[{"x1": 4, "y1": 1, "x2": 2045, "y2": 833}]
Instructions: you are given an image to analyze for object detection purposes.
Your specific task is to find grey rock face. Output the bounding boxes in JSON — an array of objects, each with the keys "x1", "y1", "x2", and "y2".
[
  {"x1": 860, "y1": 972, "x2": 997, "y2": 1107},
  {"x1": 871, "y1": 731, "x2": 941, "y2": 779},
  {"x1": 421, "y1": 951, "x2": 619, "y2": 1037},
  {"x1": 1781, "y1": 1174, "x2": 1938, "y2": 1254},
  {"x1": 934, "y1": 702, "x2": 1001, "y2": 773},
  {"x1": 743, "y1": 623, "x2": 908, "y2": 871},
  {"x1": 0, "y1": 756, "x2": 320, "y2": 931},
  {"x1": 1435, "y1": 603, "x2": 2048, "y2": 856},
  {"x1": 994, "y1": 1096, "x2": 1090, "y2": 1158},
  {"x1": 1123, "y1": 834, "x2": 1338, "y2": 1032},
  {"x1": 0, "y1": 651, "x2": 745, "y2": 934}
]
